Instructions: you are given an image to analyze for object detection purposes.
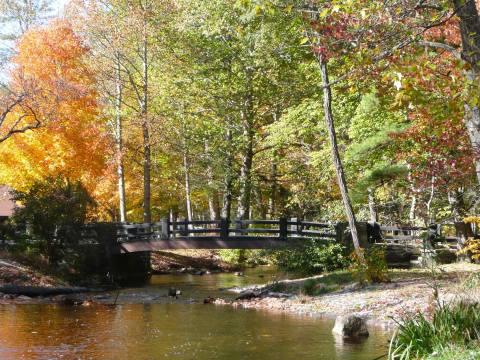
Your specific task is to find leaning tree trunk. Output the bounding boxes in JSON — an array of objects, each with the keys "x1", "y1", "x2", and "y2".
[
  {"x1": 318, "y1": 55, "x2": 364, "y2": 261},
  {"x1": 114, "y1": 53, "x2": 127, "y2": 223}
]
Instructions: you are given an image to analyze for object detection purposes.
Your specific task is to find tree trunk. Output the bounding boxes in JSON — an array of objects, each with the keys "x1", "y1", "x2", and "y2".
[
  {"x1": 448, "y1": 190, "x2": 460, "y2": 222},
  {"x1": 407, "y1": 165, "x2": 418, "y2": 224},
  {"x1": 236, "y1": 129, "x2": 253, "y2": 220},
  {"x1": 426, "y1": 176, "x2": 435, "y2": 225},
  {"x1": 268, "y1": 160, "x2": 277, "y2": 219},
  {"x1": 183, "y1": 137, "x2": 193, "y2": 222},
  {"x1": 236, "y1": 102, "x2": 254, "y2": 220},
  {"x1": 205, "y1": 141, "x2": 218, "y2": 220},
  {"x1": 221, "y1": 127, "x2": 233, "y2": 220},
  {"x1": 409, "y1": 195, "x2": 417, "y2": 224},
  {"x1": 141, "y1": 24, "x2": 151, "y2": 224},
  {"x1": 318, "y1": 55, "x2": 364, "y2": 260},
  {"x1": 367, "y1": 188, "x2": 377, "y2": 223},
  {"x1": 452, "y1": 0, "x2": 480, "y2": 185},
  {"x1": 114, "y1": 54, "x2": 127, "y2": 223}
]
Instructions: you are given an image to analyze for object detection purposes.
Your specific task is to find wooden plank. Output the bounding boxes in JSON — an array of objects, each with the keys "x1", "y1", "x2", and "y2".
[
  {"x1": 118, "y1": 238, "x2": 301, "y2": 252},
  {"x1": 172, "y1": 220, "x2": 221, "y2": 226},
  {"x1": 235, "y1": 219, "x2": 279, "y2": 225},
  {"x1": 287, "y1": 229, "x2": 336, "y2": 237},
  {"x1": 383, "y1": 235, "x2": 416, "y2": 240},
  {"x1": 231, "y1": 228, "x2": 279, "y2": 234},
  {"x1": 171, "y1": 228, "x2": 221, "y2": 234},
  {"x1": 297, "y1": 221, "x2": 331, "y2": 228}
]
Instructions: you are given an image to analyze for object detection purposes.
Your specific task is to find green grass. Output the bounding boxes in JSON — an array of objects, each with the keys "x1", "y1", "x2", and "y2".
[
  {"x1": 461, "y1": 272, "x2": 480, "y2": 290},
  {"x1": 389, "y1": 302, "x2": 480, "y2": 360},
  {"x1": 424, "y1": 343, "x2": 480, "y2": 360}
]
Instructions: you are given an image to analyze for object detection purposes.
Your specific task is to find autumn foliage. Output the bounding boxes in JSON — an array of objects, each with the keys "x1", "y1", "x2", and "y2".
[{"x1": 0, "y1": 21, "x2": 116, "y2": 217}]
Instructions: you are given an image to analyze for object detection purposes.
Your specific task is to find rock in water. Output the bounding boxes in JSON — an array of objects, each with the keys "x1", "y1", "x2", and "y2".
[
  {"x1": 203, "y1": 297, "x2": 215, "y2": 304},
  {"x1": 235, "y1": 290, "x2": 258, "y2": 300},
  {"x1": 332, "y1": 315, "x2": 369, "y2": 338},
  {"x1": 168, "y1": 287, "x2": 178, "y2": 297}
]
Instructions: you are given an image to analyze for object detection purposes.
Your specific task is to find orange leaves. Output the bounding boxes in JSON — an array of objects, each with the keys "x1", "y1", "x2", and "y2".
[{"x1": 0, "y1": 21, "x2": 116, "y2": 218}]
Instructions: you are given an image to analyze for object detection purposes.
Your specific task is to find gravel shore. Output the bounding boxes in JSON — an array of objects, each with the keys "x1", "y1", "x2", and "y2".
[{"x1": 214, "y1": 263, "x2": 480, "y2": 328}]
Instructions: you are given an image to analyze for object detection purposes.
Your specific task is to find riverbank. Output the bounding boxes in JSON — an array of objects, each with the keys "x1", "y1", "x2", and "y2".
[
  {"x1": 0, "y1": 252, "x2": 68, "y2": 287},
  {"x1": 214, "y1": 263, "x2": 480, "y2": 328},
  {"x1": 0, "y1": 249, "x2": 237, "y2": 302},
  {"x1": 3, "y1": 248, "x2": 479, "y2": 331}
]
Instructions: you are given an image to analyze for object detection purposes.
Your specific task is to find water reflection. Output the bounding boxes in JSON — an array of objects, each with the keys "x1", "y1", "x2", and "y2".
[{"x1": 0, "y1": 269, "x2": 391, "y2": 359}]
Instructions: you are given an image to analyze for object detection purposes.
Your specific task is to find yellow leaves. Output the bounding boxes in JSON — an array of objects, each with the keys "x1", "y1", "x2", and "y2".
[
  {"x1": 464, "y1": 216, "x2": 480, "y2": 225},
  {"x1": 0, "y1": 21, "x2": 116, "y2": 218},
  {"x1": 457, "y1": 238, "x2": 480, "y2": 261}
]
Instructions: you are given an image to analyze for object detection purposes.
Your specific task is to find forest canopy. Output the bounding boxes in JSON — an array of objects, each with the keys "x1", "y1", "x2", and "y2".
[{"x1": 0, "y1": 0, "x2": 478, "y2": 226}]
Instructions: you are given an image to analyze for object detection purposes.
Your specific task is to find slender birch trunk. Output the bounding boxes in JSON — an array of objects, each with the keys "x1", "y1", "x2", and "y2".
[
  {"x1": 268, "y1": 160, "x2": 277, "y2": 219},
  {"x1": 426, "y1": 176, "x2": 435, "y2": 225},
  {"x1": 114, "y1": 53, "x2": 127, "y2": 222},
  {"x1": 183, "y1": 130, "x2": 193, "y2": 222},
  {"x1": 204, "y1": 141, "x2": 218, "y2": 220},
  {"x1": 141, "y1": 18, "x2": 151, "y2": 224},
  {"x1": 221, "y1": 127, "x2": 233, "y2": 219}
]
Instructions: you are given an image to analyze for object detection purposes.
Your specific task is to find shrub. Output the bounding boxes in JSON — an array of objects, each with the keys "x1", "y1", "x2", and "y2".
[
  {"x1": 349, "y1": 245, "x2": 389, "y2": 284},
  {"x1": 458, "y1": 238, "x2": 480, "y2": 262},
  {"x1": 11, "y1": 177, "x2": 94, "y2": 265},
  {"x1": 389, "y1": 302, "x2": 480, "y2": 360},
  {"x1": 218, "y1": 249, "x2": 270, "y2": 266},
  {"x1": 435, "y1": 249, "x2": 457, "y2": 264},
  {"x1": 300, "y1": 278, "x2": 333, "y2": 296},
  {"x1": 274, "y1": 241, "x2": 350, "y2": 275},
  {"x1": 0, "y1": 220, "x2": 15, "y2": 242}
]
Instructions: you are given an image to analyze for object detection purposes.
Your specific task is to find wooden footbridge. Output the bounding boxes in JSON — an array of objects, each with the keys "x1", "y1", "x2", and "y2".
[
  {"x1": 84, "y1": 218, "x2": 340, "y2": 254},
  {"x1": 77, "y1": 219, "x2": 469, "y2": 281},
  {"x1": 81, "y1": 218, "x2": 470, "y2": 254}
]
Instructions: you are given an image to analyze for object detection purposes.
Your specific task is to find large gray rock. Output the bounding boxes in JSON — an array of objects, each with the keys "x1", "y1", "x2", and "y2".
[{"x1": 332, "y1": 315, "x2": 369, "y2": 338}]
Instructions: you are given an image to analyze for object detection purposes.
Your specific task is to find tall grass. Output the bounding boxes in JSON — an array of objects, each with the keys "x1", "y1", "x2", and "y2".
[{"x1": 389, "y1": 302, "x2": 480, "y2": 360}]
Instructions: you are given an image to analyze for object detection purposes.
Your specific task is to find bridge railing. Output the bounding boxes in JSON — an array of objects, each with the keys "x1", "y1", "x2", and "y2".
[
  {"x1": 115, "y1": 218, "x2": 337, "y2": 243},
  {"x1": 78, "y1": 220, "x2": 470, "y2": 253}
]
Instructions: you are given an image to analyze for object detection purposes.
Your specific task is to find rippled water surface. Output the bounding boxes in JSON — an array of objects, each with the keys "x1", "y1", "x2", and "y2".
[{"x1": 0, "y1": 268, "x2": 391, "y2": 360}]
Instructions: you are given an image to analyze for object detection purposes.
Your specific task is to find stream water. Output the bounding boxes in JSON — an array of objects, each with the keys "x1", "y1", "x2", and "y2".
[{"x1": 0, "y1": 268, "x2": 391, "y2": 359}]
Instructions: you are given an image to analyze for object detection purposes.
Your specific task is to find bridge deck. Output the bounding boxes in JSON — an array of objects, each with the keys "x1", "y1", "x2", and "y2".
[{"x1": 116, "y1": 236, "x2": 328, "y2": 253}]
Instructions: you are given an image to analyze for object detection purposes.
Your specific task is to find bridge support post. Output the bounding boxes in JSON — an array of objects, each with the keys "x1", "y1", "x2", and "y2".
[
  {"x1": 279, "y1": 217, "x2": 287, "y2": 240},
  {"x1": 235, "y1": 218, "x2": 243, "y2": 236},
  {"x1": 336, "y1": 221, "x2": 370, "y2": 255},
  {"x1": 220, "y1": 217, "x2": 229, "y2": 240},
  {"x1": 160, "y1": 218, "x2": 170, "y2": 239},
  {"x1": 290, "y1": 218, "x2": 299, "y2": 237},
  {"x1": 179, "y1": 218, "x2": 187, "y2": 237}
]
